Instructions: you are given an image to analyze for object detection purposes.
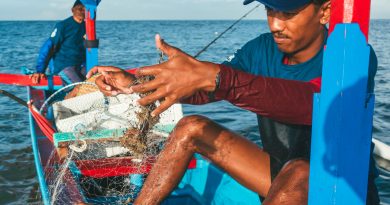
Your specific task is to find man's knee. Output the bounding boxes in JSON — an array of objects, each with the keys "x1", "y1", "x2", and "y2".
[
  {"x1": 175, "y1": 115, "x2": 212, "y2": 135},
  {"x1": 171, "y1": 115, "x2": 213, "y2": 143},
  {"x1": 264, "y1": 159, "x2": 309, "y2": 205},
  {"x1": 281, "y1": 159, "x2": 310, "y2": 179}
]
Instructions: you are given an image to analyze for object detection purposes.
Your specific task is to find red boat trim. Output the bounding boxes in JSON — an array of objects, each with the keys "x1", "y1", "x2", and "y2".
[
  {"x1": 85, "y1": 11, "x2": 96, "y2": 41},
  {"x1": 0, "y1": 73, "x2": 63, "y2": 86},
  {"x1": 75, "y1": 157, "x2": 197, "y2": 178},
  {"x1": 126, "y1": 68, "x2": 138, "y2": 75},
  {"x1": 29, "y1": 105, "x2": 55, "y2": 143},
  {"x1": 329, "y1": 0, "x2": 371, "y2": 41}
]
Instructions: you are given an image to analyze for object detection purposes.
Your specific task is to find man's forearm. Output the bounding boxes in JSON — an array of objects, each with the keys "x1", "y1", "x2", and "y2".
[
  {"x1": 183, "y1": 64, "x2": 321, "y2": 125},
  {"x1": 36, "y1": 38, "x2": 55, "y2": 73}
]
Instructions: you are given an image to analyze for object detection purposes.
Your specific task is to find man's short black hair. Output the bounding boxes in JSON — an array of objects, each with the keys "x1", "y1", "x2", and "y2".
[{"x1": 73, "y1": 0, "x2": 83, "y2": 8}]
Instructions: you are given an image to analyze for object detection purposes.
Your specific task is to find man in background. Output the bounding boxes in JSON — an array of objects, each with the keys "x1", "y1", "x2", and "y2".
[{"x1": 30, "y1": 0, "x2": 86, "y2": 85}]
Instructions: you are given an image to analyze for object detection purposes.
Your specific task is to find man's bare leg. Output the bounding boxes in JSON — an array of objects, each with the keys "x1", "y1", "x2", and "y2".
[
  {"x1": 263, "y1": 159, "x2": 309, "y2": 205},
  {"x1": 134, "y1": 115, "x2": 272, "y2": 204}
]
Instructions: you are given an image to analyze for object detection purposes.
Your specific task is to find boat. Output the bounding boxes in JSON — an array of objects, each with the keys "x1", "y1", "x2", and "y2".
[{"x1": 0, "y1": 0, "x2": 389, "y2": 204}]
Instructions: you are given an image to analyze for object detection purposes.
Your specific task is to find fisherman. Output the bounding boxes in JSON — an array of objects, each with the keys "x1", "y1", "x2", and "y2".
[
  {"x1": 30, "y1": 0, "x2": 86, "y2": 85},
  {"x1": 88, "y1": 0, "x2": 379, "y2": 204}
]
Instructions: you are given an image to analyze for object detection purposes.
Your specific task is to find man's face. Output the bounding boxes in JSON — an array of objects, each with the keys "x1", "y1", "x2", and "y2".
[
  {"x1": 72, "y1": 4, "x2": 85, "y2": 22},
  {"x1": 266, "y1": 3, "x2": 326, "y2": 55}
]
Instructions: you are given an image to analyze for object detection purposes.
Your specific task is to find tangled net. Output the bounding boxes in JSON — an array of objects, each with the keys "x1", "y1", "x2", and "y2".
[
  {"x1": 120, "y1": 76, "x2": 160, "y2": 159},
  {"x1": 39, "y1": 74, "x2": 182, "y2": 204}
]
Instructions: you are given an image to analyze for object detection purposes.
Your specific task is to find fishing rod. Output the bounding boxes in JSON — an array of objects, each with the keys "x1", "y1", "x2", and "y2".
[
  {"x1": 194, "y1": 4, "x2": 261, "y2": 58},
  {"x1": 0, "y1": 89, "x2": 28, "y2": 107},
  {"x1": 0, "y1": 89, "x2": 55, "y2": 142}
]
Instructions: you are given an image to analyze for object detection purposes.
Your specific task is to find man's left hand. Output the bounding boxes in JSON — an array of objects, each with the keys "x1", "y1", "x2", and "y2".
[{"x1": 87, "y1": 66, "x2": 135, "y2": 96}]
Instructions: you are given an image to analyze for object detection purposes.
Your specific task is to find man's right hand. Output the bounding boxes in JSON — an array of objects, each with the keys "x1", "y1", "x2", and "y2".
[
  {"x1": 131, "y1": 34, "x2": 220, "y2": 117},
  {"x1": 29, "y1": 73, "x2": 47, "y2": 84},
  {"x1": 87, "y1": 66, "x2": 135, "y2": 96}
]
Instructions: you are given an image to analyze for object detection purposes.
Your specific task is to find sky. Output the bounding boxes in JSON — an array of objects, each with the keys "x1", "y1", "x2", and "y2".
[{"x1": 0, "y1": 0, "x2": 389, "y2": 20}]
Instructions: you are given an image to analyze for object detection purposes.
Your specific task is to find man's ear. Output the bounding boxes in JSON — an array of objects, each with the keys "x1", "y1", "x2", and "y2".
[{"x1": 320, "y1": 1, "x2": 331, "y2": 25}]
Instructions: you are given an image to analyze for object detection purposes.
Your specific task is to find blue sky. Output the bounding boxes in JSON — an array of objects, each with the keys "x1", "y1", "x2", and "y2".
[{"x1": 0, "y1": 0, "x2": 389, "y2": 20}]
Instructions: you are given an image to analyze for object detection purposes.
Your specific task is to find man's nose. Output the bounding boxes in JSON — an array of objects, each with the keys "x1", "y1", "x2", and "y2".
[{"x1": 268, "y1": 15, "x2": 285, "y2": 33}]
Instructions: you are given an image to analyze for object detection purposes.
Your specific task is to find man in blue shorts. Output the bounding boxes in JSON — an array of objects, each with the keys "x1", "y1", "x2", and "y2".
[
  {"x1": 30, "y1": 0, "x2": 86, "y2": 85},
  {"x1": 89, "y1": 0, "x2": 379, "y2": 204}
]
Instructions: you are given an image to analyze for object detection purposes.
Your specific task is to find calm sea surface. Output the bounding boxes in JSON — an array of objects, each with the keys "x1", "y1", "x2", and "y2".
[{"x1": 0, "y1": 20, "x2": 389, "y2": 204}]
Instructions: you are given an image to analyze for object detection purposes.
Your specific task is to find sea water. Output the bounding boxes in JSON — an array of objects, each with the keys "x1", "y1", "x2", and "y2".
[{"x1": 0, "y1": 20, "x2": 389, "y2": 204}]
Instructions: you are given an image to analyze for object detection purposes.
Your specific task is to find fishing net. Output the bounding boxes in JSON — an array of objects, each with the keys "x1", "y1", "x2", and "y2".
[{"x1": 40, "y1": 76, "x2": 182, "y2": 204}]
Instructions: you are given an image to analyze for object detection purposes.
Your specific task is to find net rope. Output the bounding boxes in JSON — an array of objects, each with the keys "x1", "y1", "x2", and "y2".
[{"x1": 39, "y1": 82, "x2": 97, "y2": 114}]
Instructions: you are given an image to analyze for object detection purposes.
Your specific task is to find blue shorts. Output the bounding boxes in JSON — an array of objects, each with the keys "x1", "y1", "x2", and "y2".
[{"x1": 58, "y1": 66, "x2": 86, "y2": 85}]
